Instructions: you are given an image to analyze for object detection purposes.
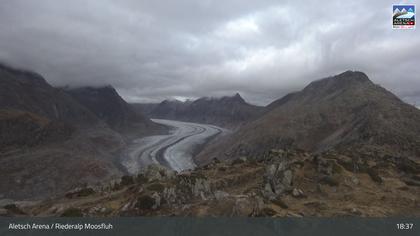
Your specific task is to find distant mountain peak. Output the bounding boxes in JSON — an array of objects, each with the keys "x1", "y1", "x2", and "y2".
[
  {"x1": 193, "y1": 93, "x2": 246, "y2": 104},
  {"x1": 233, "y1": 92, "x2": 243, "y2": 99},
  {"x1": 220, "y1": 93, "x2": 246, "y2": 103},
  {"x1": 161, "y1": 99, "x2": 184, "y2": 104}
]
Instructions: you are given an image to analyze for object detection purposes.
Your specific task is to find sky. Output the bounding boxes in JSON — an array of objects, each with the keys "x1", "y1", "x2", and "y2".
[{"x1": 0, "y1": 0, "x2": 419, "y2": 106}]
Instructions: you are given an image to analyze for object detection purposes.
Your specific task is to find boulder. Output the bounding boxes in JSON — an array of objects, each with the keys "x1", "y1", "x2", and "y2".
[
  {"x1": 214, "y1": 190, "x2": 230, "y2": 200},
  {"x1": 232, "y1": 196, "x2": 264, "y2": 216},
  {"x1": 151, "y1": 192, "x2": 161, "y2": 209},
  {"x1": 162, "y1": 187, "x2": 177, "y2": 205},
  {"x1": 262, "y1": 161, "x2": 293, "y2": 198},
  {"x1": 144, "y1": 164, "x2": 175, "y2": 182},
  {"x1": 192, "y1": 178, "x2": 211, "y2": 200},
  {"x1": 232, "y1": 197, "x2": 253, "y2": 216},
  {"x1": 282, "y1": 170, "x2": 293, "y2": 186},
  {"x1": 292, "y1": 188, "x2": 305, "y2": 198}
]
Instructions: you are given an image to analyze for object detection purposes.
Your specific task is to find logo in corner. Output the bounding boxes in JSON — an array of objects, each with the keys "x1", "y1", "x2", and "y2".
[{"x1": 393, "y1": 5, "x2": 415, "y2": 29}]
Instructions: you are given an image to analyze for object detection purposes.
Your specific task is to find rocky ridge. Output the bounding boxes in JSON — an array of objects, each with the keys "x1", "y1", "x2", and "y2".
[{"x1": 5, "y1": 148, "x2": 420, "y2": 217}]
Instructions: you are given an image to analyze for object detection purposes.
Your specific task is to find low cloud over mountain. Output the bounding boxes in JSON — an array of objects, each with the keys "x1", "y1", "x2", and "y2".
[{"x1": 0, "y1": 0, "x2": 419, "y2": 105}]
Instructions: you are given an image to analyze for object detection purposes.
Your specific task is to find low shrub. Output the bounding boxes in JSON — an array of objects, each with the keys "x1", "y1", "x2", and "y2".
[{"x1": 61, "y1": 208, "x2": 83, "y2": 217}]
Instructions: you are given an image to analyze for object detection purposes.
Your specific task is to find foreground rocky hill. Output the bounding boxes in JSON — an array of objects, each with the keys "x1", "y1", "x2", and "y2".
[
  {"x1": 197, "y1": 71, "x2": 420, "y2": 164},
  {"x1": 3, "y1": 149, "x2": 419, "y2": 217},
  {"x1": 134, "y1": 93, "x2": 264, "y2": 128}
]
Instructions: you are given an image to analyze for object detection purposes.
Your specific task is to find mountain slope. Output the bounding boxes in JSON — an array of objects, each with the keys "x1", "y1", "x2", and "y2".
[
  {"x1": 0, "y1": 64, "x2": 124, "y2": 199},
  {"x1": 197, "y1": 71, "x2": 420, "y2": 164},
  {"x1": 64, "y1": 86, "x2": 165, "y2": 137},
  {"x1": 0, "y1": 64, "x2": 99, "y2": 127},
  {"x1": 131, "y1": 103, "x2": 158, "y2": 116},
  {"x1": 0, "y1": 109, "x2": 74, "y2": 148}
]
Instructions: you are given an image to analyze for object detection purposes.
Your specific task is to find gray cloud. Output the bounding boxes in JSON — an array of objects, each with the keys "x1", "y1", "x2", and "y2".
[{"x1": 0, "y1": 0, "x2": 419, "y2": 105}]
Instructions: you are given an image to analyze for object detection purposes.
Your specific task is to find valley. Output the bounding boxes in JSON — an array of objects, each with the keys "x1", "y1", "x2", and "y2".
[{"x1": 122, "y1": 119, "x2": 225, "y2": 173}]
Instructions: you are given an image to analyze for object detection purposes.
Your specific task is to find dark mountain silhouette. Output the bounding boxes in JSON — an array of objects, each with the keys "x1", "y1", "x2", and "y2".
[
  {"x1": 64, "y1": 86, "x2": 165, "y2": 137},
  {"x1": 0, "y1": 63, "x2": 170, "y2": 200},
  {"x1": 131, "y1": 103, "x2": 158, "y2": 116},
  {"x1": 197, "y1": 71, "x2": 420, "y2": 164},
  {"x1": 139, "y1": 99, "x2": 190, "y2": 121},
  {"x1": 0, "y1": 64, "x2": 99, "y2": 127},
  {"x1": 64, "y1": 86, "x2": 144, "y2": 128},
  {"x1": 136, "y1": 93, "x2": 264, "y2": 128}
]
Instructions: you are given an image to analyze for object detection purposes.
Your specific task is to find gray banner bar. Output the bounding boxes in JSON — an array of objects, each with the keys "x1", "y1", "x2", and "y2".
[{"x1": 0, "y1": 217, "x2": 418, "y2": 236}]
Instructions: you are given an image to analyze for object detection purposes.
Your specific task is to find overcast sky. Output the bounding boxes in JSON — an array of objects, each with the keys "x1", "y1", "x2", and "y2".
[{"x1": 0, "y1": 0, "x2": 419, "y2": 105}]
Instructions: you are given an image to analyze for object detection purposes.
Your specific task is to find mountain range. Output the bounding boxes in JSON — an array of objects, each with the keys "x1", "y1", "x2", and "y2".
[
  {"x1": 1, "y1": 64, "x2": 420, "y2": 217},
  {"x1": 133, "y1": 93, "x2": 264, "y2": 128},
  {"x1": 197, "y1": 71, "x2": 420, "y2": 164}
]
